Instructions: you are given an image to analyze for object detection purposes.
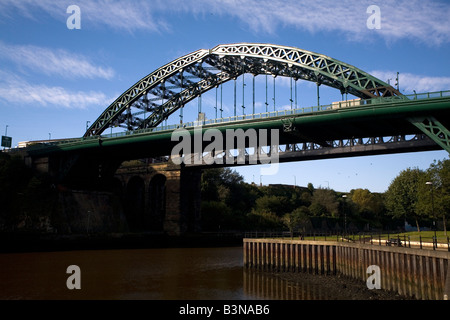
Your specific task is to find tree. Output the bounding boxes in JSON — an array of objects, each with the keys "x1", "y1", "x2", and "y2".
[
  {"x1": 385, "y1": 167, "x2": 427, "y2": 231},
  {"x1": 351, "y1": 189, "x2": 375, "y2": 213},
  {"x1": 417, "y1": 159, "x2": 450, "y2": 235},
  {"x1": 309, "y1": 188, "x2": 339, "y2": 217},
  {"x1": 201, "y1": 200, "x2": 233, "y2": 230},
  {"x1": 431, "y1": 159, "x2": 450, "y2": 235},
  {"x1": 201, "y1": 167, "x2": 244, "y2": 202},
  {"x1": 349, "y1": 188, "x2": 385, "y2": 229},
  {"x1": 307, "y1": 182, "x2": 315, "y2": 195},
  {"x1": 282, "y1": 212, "x2": 299, "y2": 238},
  {"x1": 247, "y1": 209, "x2": 282, "y2": 230},
  {"x1": 200, "y1": 168, "x2": 255, "y2": 230},
  {"x1": 283, "y1": 206, "x2": 312, "y2": 234},
  {"x1": 251, "y1": 194, "x2": 290, "y2": 216}
]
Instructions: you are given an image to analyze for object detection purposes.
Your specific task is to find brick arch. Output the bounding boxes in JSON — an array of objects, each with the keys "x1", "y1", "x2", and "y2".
[{"x1": 124, "y1": 175, "x2": 145, "y2": 232}]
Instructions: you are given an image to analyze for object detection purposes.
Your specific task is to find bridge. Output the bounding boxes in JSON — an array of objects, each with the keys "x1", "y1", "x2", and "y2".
[{"x1": 12, "y1": 43, "x2": 450, "y2": 235}]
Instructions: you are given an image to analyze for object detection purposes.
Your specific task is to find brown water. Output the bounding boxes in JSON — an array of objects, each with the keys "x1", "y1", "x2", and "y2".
[{"x1": 0, "y1": 246, "x2": 333, "y2": 300}]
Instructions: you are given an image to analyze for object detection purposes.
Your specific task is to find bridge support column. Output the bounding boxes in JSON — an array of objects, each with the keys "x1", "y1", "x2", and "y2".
[
  {"x1": 163, "y1": 166, "x2": 202, "y2": 235},
  {"x1": 116, "y1": 161, "x2": 202, "y2": 236}
]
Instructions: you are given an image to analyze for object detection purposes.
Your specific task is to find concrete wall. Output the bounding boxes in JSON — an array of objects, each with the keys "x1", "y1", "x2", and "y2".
[{"x1": 243, "y1": 239, "x2": 450, "y2": 300}]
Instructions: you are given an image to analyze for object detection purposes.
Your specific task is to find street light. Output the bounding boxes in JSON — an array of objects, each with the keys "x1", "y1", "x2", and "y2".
[
  {"x1": 426, "y1": 181, "x2": 437, "y2": 250},
  {"x1": 342, "y1": 195, "x2": 347, "y2": 236}
]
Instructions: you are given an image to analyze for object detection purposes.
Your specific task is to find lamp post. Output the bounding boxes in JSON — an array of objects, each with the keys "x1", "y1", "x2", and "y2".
[
  {"x1": 342, "y1": 195, "x2": 347, "y2": 236},
  {"x1": 426, "y1": 181, "x2": 437, "y2": 250},
  {"x1": 3, "y1": 125, "x2": 8, "y2": 150}
]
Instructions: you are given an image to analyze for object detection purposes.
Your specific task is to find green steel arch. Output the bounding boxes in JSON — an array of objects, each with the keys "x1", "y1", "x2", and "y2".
[{"x1": 84, "y1": 43, "x2": 400, "y2": 137}]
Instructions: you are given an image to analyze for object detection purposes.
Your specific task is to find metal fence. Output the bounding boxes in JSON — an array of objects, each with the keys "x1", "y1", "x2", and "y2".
[{"x1": 244, "y1": 231, "x2": 450, "y2": 251}]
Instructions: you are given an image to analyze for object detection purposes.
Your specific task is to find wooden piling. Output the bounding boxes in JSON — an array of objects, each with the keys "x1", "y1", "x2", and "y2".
[{"x1": 243, "y1": 239, "x2": 450, "y2": 300}]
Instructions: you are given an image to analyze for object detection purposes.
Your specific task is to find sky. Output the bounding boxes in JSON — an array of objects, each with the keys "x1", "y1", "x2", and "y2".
[{"x1": 0, "y1": 0, "x2": 449, "y2": 193}]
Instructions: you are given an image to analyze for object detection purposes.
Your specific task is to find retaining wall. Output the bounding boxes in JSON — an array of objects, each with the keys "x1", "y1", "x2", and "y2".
[{"x1": 243, "y1": 238, "x2": 450, "y2": 300}]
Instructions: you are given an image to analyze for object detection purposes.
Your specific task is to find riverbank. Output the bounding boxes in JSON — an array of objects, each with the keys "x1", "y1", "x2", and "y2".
[
  {"x1": 0, "y1": 231, "x2": 244, "y2": 253},
  {"x1": 272, "y1": 270, "x2": 412, "y2": 300}
]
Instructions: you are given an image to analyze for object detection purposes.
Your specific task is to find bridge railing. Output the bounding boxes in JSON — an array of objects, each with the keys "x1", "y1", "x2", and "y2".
[
  {"x1": 51, "y1": 90, "x2": 450, "y2": 146},
  {"x1": 362, "y1": 89, "x2": 450, "y2": 105}
]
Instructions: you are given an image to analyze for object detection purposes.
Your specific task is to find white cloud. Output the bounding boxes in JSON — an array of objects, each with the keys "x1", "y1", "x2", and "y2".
[
  {"x1": 203, "y1": 0, "x2": 450, "y2": 45},
  {"x1": 0, "y1": 42, "x2": 114, "y2": 80},
  {"x1": 0, "y1": 0, "x2": 169, "y2": 33},
  {"x1": 371, "y1": 70, "x2": 450, "y2": 94},
  {"x1": 167, "y1": 0, "x2": 450, "y2": 46},
  {"x1": 1, "y1": 0, "x2": 448, "y2": 45},
  {"x1": 0, "y1": 71, "x2": 112, "y2": 109}
]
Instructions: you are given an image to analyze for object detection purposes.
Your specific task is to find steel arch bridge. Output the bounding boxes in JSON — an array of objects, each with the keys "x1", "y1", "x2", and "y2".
[{"x1": 85, "y1": 43, "x2": 401, "y2": 137}]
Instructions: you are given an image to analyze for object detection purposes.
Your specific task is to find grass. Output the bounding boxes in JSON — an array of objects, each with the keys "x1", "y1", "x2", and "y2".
[
  {"x1": 291, "y1": 231, "x2": 449, "y2": 244},
  {"x1": 375, "y1": 231, "x2": 449, "y2": 243}
]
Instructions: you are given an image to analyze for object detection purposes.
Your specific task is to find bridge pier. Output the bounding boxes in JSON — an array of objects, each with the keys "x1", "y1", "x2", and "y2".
[
  {"x1": 19, "y1": 149, "x2": 202, "y2": 236},
  {"x1": 115, "y1": 160, "x2": 202, "y2": 236}
]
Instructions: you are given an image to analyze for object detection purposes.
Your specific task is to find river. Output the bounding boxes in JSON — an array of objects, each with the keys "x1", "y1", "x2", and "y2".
[{"x1": 0, "y1": 246, "x2": 351, "y2": 300}]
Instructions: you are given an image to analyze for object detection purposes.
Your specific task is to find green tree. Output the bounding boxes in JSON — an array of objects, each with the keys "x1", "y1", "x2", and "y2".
[
  {"x1": 201, "y1": 200, "x2": 233, "y2": 230},
  {"x1": 252, "y1": 195, "x2": 290, "y2": 217},
  {"x1": 417, "y1": 159, "x2": 450, "y2": 235},
  {"x1": 247, "y1": 209, "x2": 282, "y2": 230},
  {"x1": 349, "y1": 188, "x2": 385, "y2": 229},
  {"x1": 282, "y1": 206, "x2": 312, "y2": 236},
  {"x1": 385, "y1": 167, "x2": 427, "y2": 231},
  {"x1": 351, "y1": 189, "x2": 375, "y2": 213},
  {"x1": 307, "y1": 182, "x2": 315, "y2": 195},
  {"x1": 309, "y1": 188, "x2": 339, "y2": 217},
  {"x1": 200, "y1": 167, "x2": 259, "y2": 230}
]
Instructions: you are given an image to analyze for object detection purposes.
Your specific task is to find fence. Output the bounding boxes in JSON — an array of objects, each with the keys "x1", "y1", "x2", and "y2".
[
  {"x1": 244, "y1": 231, "x2": 450, "y2": 251},
  {"x1": 243, "y1": 238, "x2": 450, "y2": 300}
]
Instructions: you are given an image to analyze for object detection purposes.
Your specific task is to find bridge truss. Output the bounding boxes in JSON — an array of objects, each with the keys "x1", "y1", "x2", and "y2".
[
  {"x1": 85, "y1": 43, "x2": 401, "y2": 137},
  {"x1": 179, "y1": 134, "x2": 440, "y2": 168}
]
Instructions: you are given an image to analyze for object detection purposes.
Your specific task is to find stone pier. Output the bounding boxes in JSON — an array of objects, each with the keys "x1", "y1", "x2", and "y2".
[{"x1": 114, "y1": 160, "x2": 202, "y2": 235}]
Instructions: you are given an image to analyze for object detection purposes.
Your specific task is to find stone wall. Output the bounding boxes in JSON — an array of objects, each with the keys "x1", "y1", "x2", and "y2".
[{"x1": 57, "y1": 190, "x2": 128, "y2": 234}]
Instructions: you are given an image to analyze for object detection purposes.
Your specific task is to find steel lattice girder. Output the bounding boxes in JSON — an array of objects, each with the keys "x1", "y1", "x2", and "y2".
[
  {"x1": 84, "y1": 43, "x2": 400, "y2": 137},
  {"x1": 409, "y1": 117, "x2": 450, "y2": 153}
]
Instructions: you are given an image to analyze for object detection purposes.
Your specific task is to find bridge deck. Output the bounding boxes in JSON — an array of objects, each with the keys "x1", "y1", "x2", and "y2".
[{"x1": 20, "y1": 90, "x2": 450, "y2": 162}]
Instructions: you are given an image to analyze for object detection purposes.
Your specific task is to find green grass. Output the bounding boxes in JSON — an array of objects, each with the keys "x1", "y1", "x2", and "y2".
[
  {"x1": 286, "y1": 231, "x2": 449, "y2": 244},
  {"x1": 375, "y1": 231, "x2": 449, "y2": 243}
]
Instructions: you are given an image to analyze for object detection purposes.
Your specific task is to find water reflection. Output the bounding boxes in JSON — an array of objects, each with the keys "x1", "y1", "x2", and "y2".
[
  {"x1": 244, "y1": 269, "x2": 335, "y2": 300},
  {"x1": 0, "y1": 247, "x2": 245, "y2": 300},
  {"x1": 1, "y1": 246, "x2": 341, "y2": 300}
]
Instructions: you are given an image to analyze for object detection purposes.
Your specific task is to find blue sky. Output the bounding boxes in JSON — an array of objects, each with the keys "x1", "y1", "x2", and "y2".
[{"x1": 1, "y1": 0, "x2": 449, "y2": 193}]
